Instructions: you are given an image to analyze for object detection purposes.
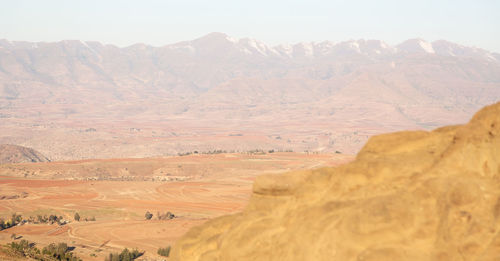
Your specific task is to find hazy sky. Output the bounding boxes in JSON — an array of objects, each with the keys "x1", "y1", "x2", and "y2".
[{"x1": 1, "y1": 0, "x2": 499, "y2": 52}]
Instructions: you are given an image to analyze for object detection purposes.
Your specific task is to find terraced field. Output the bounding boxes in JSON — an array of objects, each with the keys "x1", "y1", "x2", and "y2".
[{"x1": 0, "y1": 152, "x2": 352, "y2": 260}]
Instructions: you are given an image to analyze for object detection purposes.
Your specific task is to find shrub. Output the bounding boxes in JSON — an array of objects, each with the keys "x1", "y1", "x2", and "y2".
[
  {"x1": 157, "y1": 246, "x2": 171, "y2": 257},
  {"x1": 145, "y1": 211, "x2": 153, "y2": 220},
  {"x1": 42, "y1": 242, "x2": 81, "y2": 261},
  {"x1": 11, "y1": 213, "x2": 22, "y2": 224},
  {"x1": 105, "y1": 248, "x2": 142, "y2": 261},
  {"x1": 0, "y1": 213, "x2": 23, "y2": 229},
  {"x1": 74, "y1": 212, "x2": 80, "y2": 221},
  {"x1": 9, "y1": 239, "x2": 31, "y2": 254},
  {"x1": 8, "y1": 239, "x2": 39, "y2": 258},
  {"x1": 157, "y1": 211, "x2": 175, "y2": 220}
]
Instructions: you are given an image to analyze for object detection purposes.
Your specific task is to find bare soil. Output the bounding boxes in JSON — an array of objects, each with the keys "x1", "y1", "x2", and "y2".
[{"x1": 0, "y1": 152, "x2": 352, "y2": 260}]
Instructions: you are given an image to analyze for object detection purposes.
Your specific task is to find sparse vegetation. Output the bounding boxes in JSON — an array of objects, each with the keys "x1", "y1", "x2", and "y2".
[
  {"x1": 7, "y1": 239, "x2": 38, "y2": 258},
  {"x1": 7, "y1": 240, "x2": 81, "y2": 261},
  {"x1": 145, "y1": 211, "x2": 153, "y2": 220},
  {"x1": 157, "y1": 246, "x2": 171, "y2": 257},
  {"x1": 157, "y1": 211, "x2": 175, "y2": 220},
  {"x1": 0, "y1": 213, "x2": 69, "y2": 230},
  {"x1": 176, "y1": 148, "x2": 295, "y2": 157},
  {"x1": 42, "y1": 242, "x2": 81, "y2": 261},
  {"x1": 105, "y1": 248, "x2": 142, "y2": 261},
  {"x1": 0, "y1": 213, "x2": 23, "y2": 230},
  {"x1": 247, "y1": 149, "x2": 266, "y2": 155}
]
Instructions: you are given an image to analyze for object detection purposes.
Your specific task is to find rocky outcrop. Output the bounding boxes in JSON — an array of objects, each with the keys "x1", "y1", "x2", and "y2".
[
  {"x1": 0, "y1": 144, "x2": 49, "y2": 164},
  {"x1": 172, "y1": 102, "x2": 500, "y2": 261}
]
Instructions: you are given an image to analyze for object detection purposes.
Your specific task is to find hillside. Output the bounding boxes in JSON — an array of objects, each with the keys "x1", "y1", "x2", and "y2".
[
  {"x1": 1, "y1": 33, "x2": 499, "y2": 160},
  {"x1": 0, "y1": 144, "x2": 49, "y2": 164},
  {"x1": 172, "y1": 102, "x2": 500, "y2": 261}
]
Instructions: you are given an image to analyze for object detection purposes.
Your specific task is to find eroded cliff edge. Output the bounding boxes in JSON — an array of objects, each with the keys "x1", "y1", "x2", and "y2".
[{"x1": 172, "y1": 102, "x2": 500, "y2": 261}]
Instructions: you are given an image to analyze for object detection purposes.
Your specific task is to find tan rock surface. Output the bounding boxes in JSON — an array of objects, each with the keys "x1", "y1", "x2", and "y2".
[{"x1": 172, "y1": 102, "x2": 500, "y2": 261}]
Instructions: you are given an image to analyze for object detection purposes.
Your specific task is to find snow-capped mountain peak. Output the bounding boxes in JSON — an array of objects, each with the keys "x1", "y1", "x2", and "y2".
[
  {"x1": 397, "y1": 38, "x2": 435, "y2": 54},
  {"x1": 159, "y1": 33, "x2": 497, "y2": 62}
]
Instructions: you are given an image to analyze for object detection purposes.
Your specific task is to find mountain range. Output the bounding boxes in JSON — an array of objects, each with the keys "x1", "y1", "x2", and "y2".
[{"x1": 1, "y1": 33, "x2": 499, "y2": 160}]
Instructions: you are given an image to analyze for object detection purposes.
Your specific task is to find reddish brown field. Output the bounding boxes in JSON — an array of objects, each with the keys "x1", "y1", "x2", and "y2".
[{"x1": 0, "y1": 152, "x2": 352, "y2": 260}]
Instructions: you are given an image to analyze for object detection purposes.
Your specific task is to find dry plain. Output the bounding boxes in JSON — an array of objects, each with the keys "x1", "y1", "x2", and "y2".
[{"x1": 0, "y1": 152, "x2": 352, "y2": 260}]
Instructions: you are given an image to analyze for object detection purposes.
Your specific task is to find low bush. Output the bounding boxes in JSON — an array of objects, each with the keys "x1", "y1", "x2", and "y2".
[
  {"x1": 42, "y1": 242, "x2": 81, "y2": 261},
  {"x1": 105, "y1": 248, "x2": 142, "y2": 261},
  {"x1": 157, "y1": 246, "x2": 171, "y2": 257},
  {"x1": 145, "y1": 211, "x2": 153, "y2": 220},
  {"x1": 7, "y1": 240, "x2": 81, "y2": 261},
  {"x1": 157, "y1": 211, "x2": 175, "y2": 220}
]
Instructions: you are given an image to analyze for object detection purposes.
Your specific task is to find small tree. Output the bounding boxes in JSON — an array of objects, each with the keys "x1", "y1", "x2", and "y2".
[
  {"x1": 105, "y1": 248, "x2": 142, "y2": 261},
  {"x1": 74, "y1": 212, "x2": 80, "y2": 222},
  {"x1": 49, "y1": 215, "x2": 57, "y2": 224},
  {"x1": 157, "y1": 246, "x2": 171, "y2": 257}
]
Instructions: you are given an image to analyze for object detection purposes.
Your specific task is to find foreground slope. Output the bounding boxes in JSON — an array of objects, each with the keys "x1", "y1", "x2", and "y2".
[{"x1": 172, "y1": 102, "x2": 500, "y2": 261}]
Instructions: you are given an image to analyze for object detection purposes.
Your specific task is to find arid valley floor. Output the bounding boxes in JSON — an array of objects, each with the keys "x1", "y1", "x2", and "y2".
[{"x1": 0, "y1": 152, "x2": 352, "y2": 260}]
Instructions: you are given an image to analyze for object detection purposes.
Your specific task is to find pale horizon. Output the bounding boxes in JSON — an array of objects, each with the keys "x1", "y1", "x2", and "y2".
[
  {"x1": 2, "y1": 32, "x2": 499, "y2": 54},
  {"x1": 0, "y1": 0, "x2": 499, "y2": 52}
]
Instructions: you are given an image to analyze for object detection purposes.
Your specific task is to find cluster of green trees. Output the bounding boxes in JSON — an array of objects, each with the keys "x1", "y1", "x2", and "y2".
[
  {"x1": 8, "y1": 240, "x2": 81, "y2": 261},
  {"x1": 157, "y1": 246, "x2": 171, "y2": 257},
  {"x1": 8, "y1": 239, "x2": 35, "y2": 254},
  {"x1": 9, "y1": 239, "x2": 172, "y2": 260},
  {"x1": 34, "y1": 214, "x2": 65, "y2": 224},
  {"x1": 0, "y1": 213, "x2": 22, "y2": 230},
  {"x1": 0, "y1": 213, "x2": 71, "y2": 230},
  {"x1": 42, "y1": 242, "x2": 81, "y2": 261},
  {"x1": 105, "y1": 248, "x2": 142, "y2": 261}
]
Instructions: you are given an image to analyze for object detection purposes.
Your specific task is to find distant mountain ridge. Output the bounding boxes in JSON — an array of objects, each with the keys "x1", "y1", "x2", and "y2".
[
  {"x1": 0, "y1": 33, "x2": 499, "y2": 160},
  {"x1": 1, "y1": 33, "x2": 498, "y2": 60}
]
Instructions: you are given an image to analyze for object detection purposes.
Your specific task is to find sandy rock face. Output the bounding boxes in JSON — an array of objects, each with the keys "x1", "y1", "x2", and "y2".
[{"x1": 172, "y1": 102, "x2": 500, "y2": 261}]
